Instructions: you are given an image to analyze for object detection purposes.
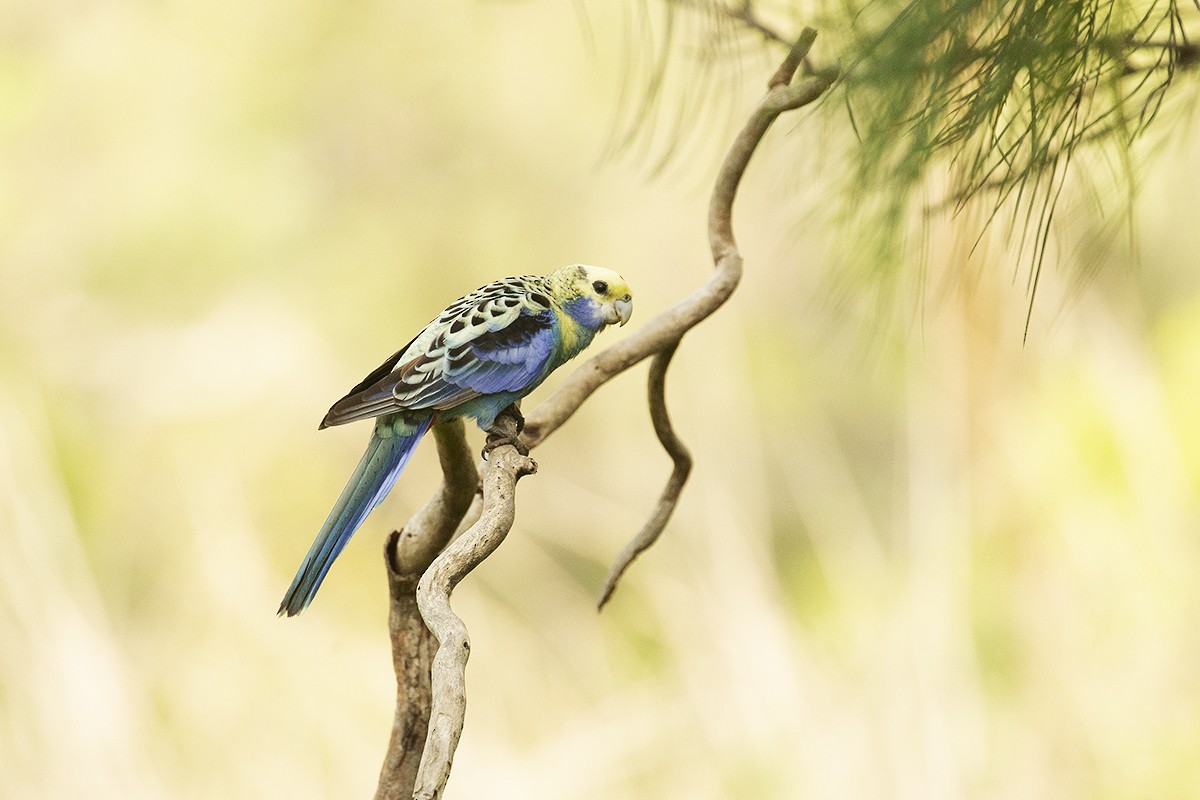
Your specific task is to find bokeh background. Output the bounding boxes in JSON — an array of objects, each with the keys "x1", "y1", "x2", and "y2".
[{"x1": 3, "y1": 2, "x2": 1200, "y2": 798}]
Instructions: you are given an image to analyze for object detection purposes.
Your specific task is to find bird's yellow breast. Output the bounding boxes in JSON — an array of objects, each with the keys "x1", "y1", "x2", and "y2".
[{"x1": 552, "y1": 305, "x2": 590, "y2": 359}]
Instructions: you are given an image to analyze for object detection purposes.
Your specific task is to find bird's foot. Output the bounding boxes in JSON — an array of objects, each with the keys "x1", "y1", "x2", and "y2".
[
  {"x1": 482, "y1": 404, "x2": 528, "y2": 460},
  {"x1": 501, "y1": 403, "x2": 525, "y2": 434},
  {"x1": 482, "y1": 434, "x2": 529, "y2": 460}
]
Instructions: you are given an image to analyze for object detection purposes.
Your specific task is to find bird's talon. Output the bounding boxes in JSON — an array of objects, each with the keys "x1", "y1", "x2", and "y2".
[{"x1": 482, "y1": 435, "x2": 528, "y2": 460}]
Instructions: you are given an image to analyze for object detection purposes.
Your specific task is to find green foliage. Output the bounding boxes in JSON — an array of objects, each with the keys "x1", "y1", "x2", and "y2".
[
  {"x1": 614, "y1": 0, "x2": 1198, "y2": 326},
  {"x1": 840, "y1": 0, "x2": 1196, "y2": 327}
]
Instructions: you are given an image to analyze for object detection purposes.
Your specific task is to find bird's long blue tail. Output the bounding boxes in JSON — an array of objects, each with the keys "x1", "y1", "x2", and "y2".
[{"x1": 279, "y1": 416, "x2": 433, "y2": 616}]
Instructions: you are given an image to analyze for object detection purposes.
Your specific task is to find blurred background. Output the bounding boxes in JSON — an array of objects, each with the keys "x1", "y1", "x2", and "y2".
[{"x1": 2, "y1": 1, "x2": 1199, "y2": 798}]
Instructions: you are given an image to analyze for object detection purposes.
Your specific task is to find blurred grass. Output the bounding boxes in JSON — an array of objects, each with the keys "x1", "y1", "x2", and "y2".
[{"x1": 2, "y1": 1, "x2": 1200, "y2": 799}]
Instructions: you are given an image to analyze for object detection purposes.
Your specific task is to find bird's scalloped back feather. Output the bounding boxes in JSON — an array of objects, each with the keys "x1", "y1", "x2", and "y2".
[{"x1": 320, "y1": 277, "x2": 558, "y2": 428}]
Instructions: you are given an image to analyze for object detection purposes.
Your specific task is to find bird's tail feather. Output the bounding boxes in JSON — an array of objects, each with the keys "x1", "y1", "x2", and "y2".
[{"x1": 278, "y1": 416, "x2": 433, "y2": 616}]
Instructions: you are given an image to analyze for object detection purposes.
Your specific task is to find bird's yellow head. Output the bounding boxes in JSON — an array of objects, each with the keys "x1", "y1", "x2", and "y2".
[{"x1": 551, "y1": 264, "x2": 634, "y2": 327}]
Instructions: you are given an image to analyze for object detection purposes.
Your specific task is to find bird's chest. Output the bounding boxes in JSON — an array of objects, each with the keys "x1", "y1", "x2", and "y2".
[{"x1": 553, "y1": 312, "x2": 598, "y2": 363}]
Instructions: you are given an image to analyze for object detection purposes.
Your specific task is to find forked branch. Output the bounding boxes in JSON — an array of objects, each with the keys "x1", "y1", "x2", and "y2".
[
  {"x1": 410, "y1": 414, "x2": 536, "y2": 800},
  {"x1": 375, "y1": 420, "x2": 477, "y2": 800},
  {"x1": 377, "y1": 28, "x2": 836, "y2": 800}
]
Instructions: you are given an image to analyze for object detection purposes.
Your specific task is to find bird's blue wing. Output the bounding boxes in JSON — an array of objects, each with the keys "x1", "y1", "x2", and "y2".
[
  {"x1": 396, "y1": 306, "x2": 556, "y2": 409},
  {"x1": 321, "y1": 280, "x2": 557, "y2": 428}
]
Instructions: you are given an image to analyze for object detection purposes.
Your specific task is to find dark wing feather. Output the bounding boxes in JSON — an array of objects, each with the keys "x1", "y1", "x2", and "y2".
[
  {"x1": 393, "y1": 309, "x2": 556, "y2": 409},
  {"x1": 320, "y1": 291, "x2": 556, "y2": 429},
  {"x1": 317, "y1": 334, "x2": 418, "y2": 429}
]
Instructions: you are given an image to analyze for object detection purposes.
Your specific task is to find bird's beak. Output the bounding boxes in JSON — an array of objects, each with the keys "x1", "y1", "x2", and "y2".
[{"x1": 613, "y1": 297, "x2": 633, "y2": 327}]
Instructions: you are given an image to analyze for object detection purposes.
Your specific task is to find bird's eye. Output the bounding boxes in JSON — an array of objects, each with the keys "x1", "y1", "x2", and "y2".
[{"x1": 592, "y1": 280, "x2": 608, "y2": 294}]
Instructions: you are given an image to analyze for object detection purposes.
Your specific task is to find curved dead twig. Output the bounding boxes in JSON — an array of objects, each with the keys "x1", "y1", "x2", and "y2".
[
  {"x1": 526, "y1": 28, "x2": 833, "y2": 606},
  {"x1": 375, "y1": 420, "x2": 478, "y2": 800},
  {"x1": 410, "y1": 414, "x2": 536, "y2": 800},
  {"x1": 596, "y1": 340, "x2": 692, "y2": 609},
  {"x1": 373, "y1": 577, "x2": 434, "y2": 800},
  {"x1": 522, "y1": 29, "x2": 832, "y2": 450}
]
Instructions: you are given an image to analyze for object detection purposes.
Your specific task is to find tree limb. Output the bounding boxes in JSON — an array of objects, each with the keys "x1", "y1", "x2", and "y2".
[
  {"x1": 373, "y1": 571, "x2": 435, "y2": 800},
  {"x1": 525, "y1": 28, "x2": 834, "y2": 605},
  {"x1": 374, "y1": 27, "x2": 837, "y2": 797},
  {"x1": 411, "y1": 414, "x2": 536, "y2": 800},
  {"x1": 375, "y1": 419, "x2": 478, "y2": 800},
  {"x1": 522, "y1": 29, "x2": 833, "y2": 450}
]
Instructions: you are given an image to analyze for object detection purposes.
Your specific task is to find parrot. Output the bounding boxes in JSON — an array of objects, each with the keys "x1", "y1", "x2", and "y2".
[{"x1": 278, "y1": 264, "x2": 633, "y2": 616}]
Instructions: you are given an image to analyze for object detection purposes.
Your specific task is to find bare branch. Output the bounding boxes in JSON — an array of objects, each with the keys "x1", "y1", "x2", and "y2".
[
  {"x1": 597, "y1": 340, "x2": 692, "y2": 609},
  {"x1": 521, "y1": 287, "x2": 727, "y2": 447},
  {"x1": 593, "y1": 28, "x2": 831, "y2": 601},
  {"x1": 376, "y1": 420, "x2": 478, "y2": 800},
  {"x1": 374, "y1": 572, "x2": 435, "y2": 800},
  {"x1": 372, "y1": 28, "x2": 838, "y2": 798},
  {"x1": 768, "y1": 27, "x2": 817, "y2": 88},
  {"x1": 411, "y1": 414, "x2": 537, "y2": 800},
  {"x1": 523, "y1": 29, "x2": 833, "y2": 451}
]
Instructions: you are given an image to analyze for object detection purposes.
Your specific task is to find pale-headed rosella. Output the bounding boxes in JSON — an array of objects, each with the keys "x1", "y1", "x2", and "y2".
[{"x1": 279, "y1": 264, "x2": 633, "y2": 616}]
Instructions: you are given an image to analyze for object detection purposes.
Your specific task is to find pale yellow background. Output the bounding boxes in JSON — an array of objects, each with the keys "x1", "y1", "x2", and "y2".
[{"x1": 3, "y1": 2, "x2": 1200, "y2": 799}]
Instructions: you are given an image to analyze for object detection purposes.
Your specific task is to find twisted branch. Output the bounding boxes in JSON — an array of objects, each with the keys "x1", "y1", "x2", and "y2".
[
  {"x1": 375, "y1": 420, "x2": 478, "y2": 800},
  {"x1": 596, "y1": 340, "x2": 692, "y2": 610},
  {"x1": 411, "y1": 414, "x2": 536, "y2": 800},
  {"x1": 375, "y1": 27, "x2": 837, "y2": 798},
  {"x1": 522, "y1": 30, "x2": 831, "y2": 448},
  {"x1": 526, "y1": 27, "x2": 833, "y2": 605}
]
